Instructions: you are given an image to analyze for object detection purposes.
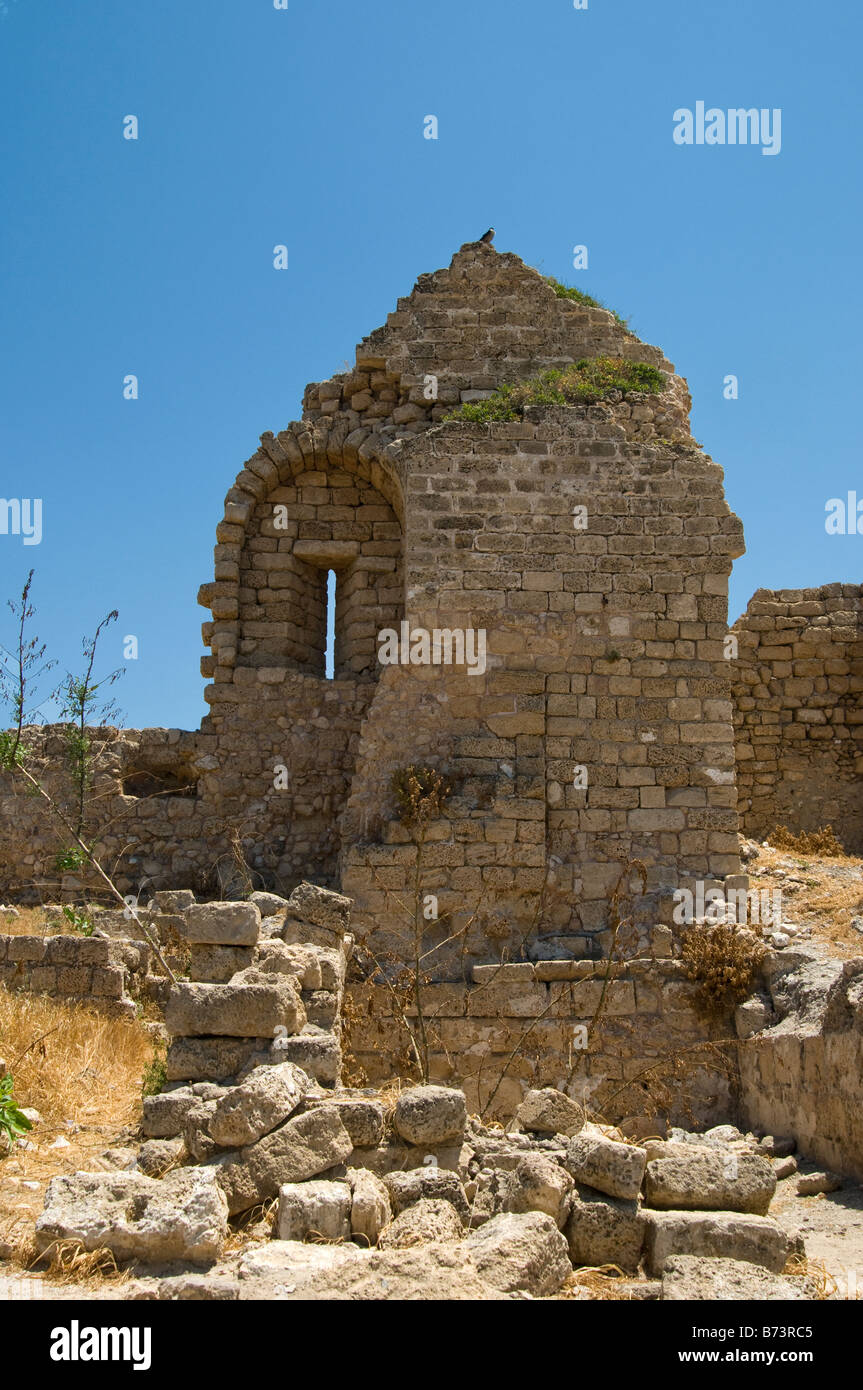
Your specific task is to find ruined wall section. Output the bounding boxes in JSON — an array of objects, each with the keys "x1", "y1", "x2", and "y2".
[
  {"x1": 340, "y1": 395, "x2": 744, "y2": 968},
  {"x1": 731, "y1": 585, "x2": 863, "y2": 851}
]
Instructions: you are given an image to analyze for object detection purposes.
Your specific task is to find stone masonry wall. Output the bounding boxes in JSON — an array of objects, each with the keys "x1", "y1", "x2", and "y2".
[
  {"x1": 0, "y1": 932, "x2": 150, "y2": 1015},
  {"x1": 732, "y1": 584, "x2": 863, "y2": 851}
]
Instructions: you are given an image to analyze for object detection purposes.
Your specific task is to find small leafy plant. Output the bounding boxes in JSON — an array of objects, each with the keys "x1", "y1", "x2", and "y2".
[
  {"x1": 55, "y1": 847, "x2": 87, "y2": 873},
  {"x1": 0, "y1": 1073, "x2": 32, "y2": 1150},
  {"x1": 62, "y1": 905, "x2": 93, "y2": 936},
  {"x1": 445, "y1": 357, "x2": 666, "y2": 425},
  {"x1": 141, "y1": 1055, "x2": 167, "y2": 1098}
]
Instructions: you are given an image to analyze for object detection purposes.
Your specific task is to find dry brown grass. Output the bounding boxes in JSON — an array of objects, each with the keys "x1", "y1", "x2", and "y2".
[
  {"x1": 681, "y1": 924, "x2": 767, "y2": 1019},
  {"x1": 748, "y1": 840, "x2": 863, "y2": 957},
  {"x1": 0, "y1": 985, "x2": 158, "y2": 1274},
  {"x1": 768, "y1": 825, "x2": 847, "y2": 857},
  {"x1": 0, "y1": 906, "x2": 75, "y2": 937}
]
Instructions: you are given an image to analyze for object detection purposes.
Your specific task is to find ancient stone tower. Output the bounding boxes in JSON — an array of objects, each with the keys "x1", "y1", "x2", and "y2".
[{"x1": 189, "y1": 239, "x2": 746, "y2": 965}]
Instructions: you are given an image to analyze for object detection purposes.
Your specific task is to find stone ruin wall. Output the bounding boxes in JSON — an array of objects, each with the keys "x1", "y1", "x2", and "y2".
[{"x1": 731, "y1": 584, "x2": 863, "y2": 852}]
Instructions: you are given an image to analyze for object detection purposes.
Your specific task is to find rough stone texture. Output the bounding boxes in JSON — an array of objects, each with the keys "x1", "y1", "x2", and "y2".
[
  {"x1": 506, "y1": 1153, "x2": 574, "y2": 1228},
  {"x1": 644, "y1": 1150, "x2": 776, "y2": 1215},
  {"x1": 208, "y1": 1062, "x2": 310, "y2": 1148},
  {"x1": 165, "y1": 973, "x2": 305, "y2": 1039},
  {"x1": 213, "y1": 1108, "x2": 354, "y2": 1215},
  {"x1": 643, "y1": 1210, "x2": 790, "y2": 1276},
  {"x1": 564, "y1": 1128, "x2": 647, "y2": 1201},
  {"x1": 739, "y1": 954, "x2": 863, "y2": 1181},
  {"x1": 0, "y1": 932, "x2": 146, "y2": 1013},
  {"x1": 236, "y1": 1239, "x2": 508, "y2": 1301},
  {"x1": 661, "y1": 1254, "x2": 811, "y2": 1301},
  {"x1": 384, "y1": 1168, "x2": 471, "y2": 1225},
  {"x1": 142, "y1": 1088, "x2": 198, "y2": 1139},
  {"x1": 348, "y1": 1167, "x2": 391, "y2": 1246},
  {"x1": 181, "y1": 902, "x2": 261, "y2": 946},
  {"x1": 379, "y1": 1197, "x2": 464, "y2": 1249},
  {"x1": 35, "y1": 1168, "x2": 229, "y2": 1265},
  {"x1": 136, "y1": 1138, "x2": 184, "y2": 1177},
  {"x1": 303, "y1": 1097, "x2": 385, "y2": 1149},
  {"x1": 0, "y1": 241, "x2": 744, "y2": 966},
  {"x1": 565, "y1": 1186, "x2": 647, "y2": 1274},
  {"x1": 513, "y1": 1087, "x2": 585, "y2": 1137},
  {"x1": 277, "y1": 1180, "x2": 351, "y2": 1242},
  {"x1": 393, "y1": 1086, "x2": 467, "y2": 1147},
  {"x1": 731, "y1": 584, "x2": 863, "y2": 851},
  {"x1": 462, "y1": 1211, "x2": 572, "y2": 1297}
]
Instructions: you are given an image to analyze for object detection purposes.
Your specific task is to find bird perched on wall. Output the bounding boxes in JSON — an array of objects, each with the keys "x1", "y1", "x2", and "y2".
[{"x1": 479, "y1": 227, "x2": 495, "y2": 244}]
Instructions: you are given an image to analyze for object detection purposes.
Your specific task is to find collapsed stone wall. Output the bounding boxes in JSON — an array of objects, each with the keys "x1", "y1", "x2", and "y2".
[
  {"x1": 738, "y1": 951, "x2": 863, "y2": 1182},
  {"x1": 732, "y1": 584, "x2": 863, "y2": 851},
  {"x1": 0, "y1": 931, "x2": 150, "y2": 1016},
  {"x1": 347, "y1": 949, "x2": 734, "y2": 1129}
]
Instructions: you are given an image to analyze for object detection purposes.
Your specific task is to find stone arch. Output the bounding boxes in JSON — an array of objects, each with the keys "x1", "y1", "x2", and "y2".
[{"x1": 199, "y1": 419, "x2": 406, "y2": 685}]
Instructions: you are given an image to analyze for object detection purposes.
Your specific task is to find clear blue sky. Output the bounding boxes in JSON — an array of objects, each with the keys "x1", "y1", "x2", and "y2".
[{"x1": 1, "y1": 0, "x2": 860, "y2": 730}]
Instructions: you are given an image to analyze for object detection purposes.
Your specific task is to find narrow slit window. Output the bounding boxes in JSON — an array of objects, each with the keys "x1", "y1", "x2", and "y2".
[{"x1": 325, "y1": 569, "x2": 336, "y2": 679}]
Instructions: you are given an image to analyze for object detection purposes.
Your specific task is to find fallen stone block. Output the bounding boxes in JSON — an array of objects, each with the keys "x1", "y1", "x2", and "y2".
[
  {"x1": 384, "y1": 1168, "x2": 471, "y2": 1225},
  {"x1": 348, "y1": 1168, "x2": 391, "y2": 1246},
  {"x1": 661, "y1": 1254, "x2": 812, "y2": 1301},
  {"x1": 644, "y1": 1210, "x2": 790, "y2": 1276},
  {"x1": 181, "y1": 901, "x2": 261, "y2": 946},
  {"x1": 506, "y1": 1153, "x2": 574, "y2": 1228},
  {"x1": 165, "y1": 972, "x2": 305, "y2": 1038},
  {"x1": 513, "y1": 1087, "x2": 585, "y2": 1138},
  {"x1": 278, "y1": 1179, "x2": 351, "y2": 1241},
  {"x1": 564, "y1": 1128, "x2": 647, "y2": 1201},
  {"x1": 462, "y1": 1211, "x2": 572, "y2": 1297},
  {"x1": 304, "y1": 1096, "x2": 384, "y2": 1149},
  {"x1": 213, "y1": 1107, "x2": 354, "y2": 1215},
  {"x1": 142, "y1": 1087, "x2": 197, "y2": 1139},
  {"x1": 644, "y1": 1151, "x2": 776, "y2": 1215},
  {"x1": 268, "y1": 1028, "x2": 341, "y2": 1084},
  {"x1": 182, "y1": 1100, "x2": 220, "y2": 1163},
  {"x1": 379, "y1": 1197, "x2": 464, "y2": 1249},
  {"x1": 166, "y1": 1036, "x2": 266, "y2": 1083},
  {"x1": 565, "y1": 1186, "x2": 646, "y2": 1274},
  {"x1": 208, "y1": 1062, "x2": 310, "y2": 1148},
  {"x1": 136, "y1": 1138, "x2": 184, "y2": 1178},
  {"x1": 236, "y1": 1239, "x2": 505, "y2": 1301},
  {"x1": 188, "y1": 944, "x2": 255, "y2": 984},
  {"x1": 286, "y1": 882, "x2": 351, "y2": 935},
  {"x1": 394, "y1": 1085, "x2": 467, "y2": 1147},
  {"x1": 797, "y1": 1170, "x2": 842, "y2": 1196},
  {"x1": 35, "y1": 1168, "x2": 228, "y2": 1265}
]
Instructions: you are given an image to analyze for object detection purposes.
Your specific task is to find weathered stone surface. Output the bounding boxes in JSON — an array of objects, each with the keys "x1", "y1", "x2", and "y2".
[
  {"x1": 661, "y1": 1255, "x2": 811, "y2": 1301},
  {"x1": 506, "y1": 1154, "x2": 574, "y2": 1228},
  {"x1": 286, "y1": 882, "x2": 351, "y2": 935},
  {"x1": 797, "y1": 1170, "x2": 842, "y2": 1196},
  {"x1": 136, "y1": 1137, "x2": 184, "y2": 1178},
  {"x1": 348, "y1": 1167, "x2": 391, "y2": 1246},
  {"x1": 236, "y1": 1239, "x2": 507, "y2": 1301},
  {"x1": 393, "y1": 1086, "x2": 467, "y2": 1147},
  {"x1": 644, "y1": 1151, "x2": 776, "y2": 1215},
  {"x1": 250, "y1": 891, "x2": 289, "y2": 917},
  {"x1": 182, "y1": 902, "x2": 261, "y2": 946},
  {"x1": 213, "y1": 1108, "x2": 354, "y2": 1215},
  {"x1": 268, "y1": 1029, "x2": 341, "y2": 1084},
  {"x1": 463, "y1": 1212, "x2": 572, "y2": 1296},
  {"x1": 277, "y1": 1180, "x2": 351, "y2": 1241},
  {"x1": 304, "y1": 1097, "x2": 384, "y2": 1149},
  {"x1": 182, "y1": 1100, "x2": 219, "y2": 1163},
  {"x1": 208, "y1": 1062, "x2": 310, "y2": 1148},
  {"x1": 36, "y1": 1168, "x2": 228, "y2": 1265},
  {"x1": 384, "y1": 1168, "x2": 470, "y2": 1225},
  {"x1": 513, "y1": 1087, "x2": 585, "y2": 1138},
  {"x1": 643, "y1": 1210, "x2": 790, "y2": 1276},
  {"x1": 379, "y1": 1197, "x2": 464, "y2": 1249},
  {"x1": 165, "y1": 972, "x2": 305, "y2": 1038},
  {"x1": 165, "y1": 1036, "x2": 267, "y2": 1083},
  {"x1": 142, "y1": 1087, "x2": 196, "y2": 1138},
  {"x1": 188, "y1": 944, "x2": 254, "y2": 984},
  {"x1": 565, "y1": 1187, "x2": 647, "y2": 1274},
  {"x1": 564, "y1": 1128, "x2": 647, "y2": 1201}
]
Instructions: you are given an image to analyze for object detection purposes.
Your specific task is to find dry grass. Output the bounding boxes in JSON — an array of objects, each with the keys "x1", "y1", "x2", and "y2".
[
  {"x1": 0, "y1": 985, "x2": 158, "y2": 1277},
  {"x1": 747, "y1": 839, "x2": 863, "y2": 957},
  {"x1": 0, "y1": 905, "x2": 77, "y2": 937},
  {"x1": 768, "y1": 825, "x2": 846, "y2": 857}
]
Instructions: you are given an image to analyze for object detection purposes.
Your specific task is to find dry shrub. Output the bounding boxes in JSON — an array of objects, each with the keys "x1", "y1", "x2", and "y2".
[
  {"x1": 0, "y1": 984, "x2": 156, "y2": 1129},
  {"x1": 680, "y1": 924, "x2": 767, "y2": 1019},
  {"x1": 768, "y1": 824, "x2": 846, "y2": 857}
]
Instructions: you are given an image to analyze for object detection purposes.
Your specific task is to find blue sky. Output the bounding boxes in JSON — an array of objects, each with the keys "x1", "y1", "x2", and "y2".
[{"x1": 1, "y1": 0, "x2": 860, "y2": 730}]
